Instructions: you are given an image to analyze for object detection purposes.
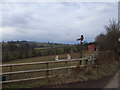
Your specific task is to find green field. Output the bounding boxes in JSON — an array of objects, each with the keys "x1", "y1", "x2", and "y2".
[
  {"x1": 3, "y1": 51, "x2": 97, "y2": 64},
  {"x1": 34, "y1": 47, "x2": 51, "y2": 50}
]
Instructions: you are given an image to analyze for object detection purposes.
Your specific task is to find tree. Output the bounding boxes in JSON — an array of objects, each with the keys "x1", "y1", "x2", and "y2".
[
  {"x1": 95, "y1": 20, "x2": 120, "y2": 61},
  {"x1": 95, "y1": 34, "x2": 107, "y2": 51},
  {"x1": 105, "y1": 21, "x2": 120, "y2": 52}
]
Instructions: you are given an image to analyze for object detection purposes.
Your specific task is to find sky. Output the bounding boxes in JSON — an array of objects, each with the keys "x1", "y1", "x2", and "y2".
[{"x1": 0, "y1": 2, "x2": 118, "y2": 44}]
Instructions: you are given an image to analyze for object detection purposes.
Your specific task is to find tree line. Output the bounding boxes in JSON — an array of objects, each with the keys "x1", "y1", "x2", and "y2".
[{"x1": 2, "y1": 41, "x2": 89, "y2": 62}]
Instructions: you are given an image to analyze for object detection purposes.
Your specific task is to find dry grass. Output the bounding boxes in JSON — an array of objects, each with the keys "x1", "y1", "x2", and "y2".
[
  {"x1": 3, "y1": 52, "x2": 80, "y2": 64},
  {"x1": 3, "y1": 51, "x2": 98, "y2": 64}
]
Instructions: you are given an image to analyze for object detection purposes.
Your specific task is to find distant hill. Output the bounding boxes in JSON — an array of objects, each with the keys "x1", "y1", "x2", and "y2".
[{"x1": 2, "y1": 40, "x2": 68, "y2": 50}]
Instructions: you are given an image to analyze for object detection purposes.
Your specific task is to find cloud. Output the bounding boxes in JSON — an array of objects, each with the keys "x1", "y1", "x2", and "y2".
[{"x1": 1, "y1": 2, "x2": 118, "y2": 44}]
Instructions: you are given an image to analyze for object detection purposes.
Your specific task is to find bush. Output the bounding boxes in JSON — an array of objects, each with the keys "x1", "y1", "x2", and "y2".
[{"x1": 96, "y1": 51, "x2": 116, "y2": 65}]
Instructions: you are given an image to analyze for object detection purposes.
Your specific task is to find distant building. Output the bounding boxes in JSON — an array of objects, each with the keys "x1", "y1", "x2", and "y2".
[{"x1": 88, "y1": 44, "x2": 96, "y2": 51}]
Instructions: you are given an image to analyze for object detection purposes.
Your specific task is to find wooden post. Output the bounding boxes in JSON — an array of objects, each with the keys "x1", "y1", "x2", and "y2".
[
  {"x1": 46, "y1": 62, "x2": 50, "y2": 83},
  {"x1": 77, "y1": 35, "x2": 84, "y2": 64},
  {"x1": 91, "y1": 55, "x2": 95, "y2": 65},
  {"x1": 88, "y1": 56, "x2": 91, "y2": 65},
  {"x1": 79, "y1": 41, "x2": 83, "y2": 65},
  {"x1": 79, "y1": 60, "x2": 82, "y2": 65},
  {"x1": 80, "y1": 41, "x2": 82, "y2": 58},
  {"x1": 85, "y1": 59, "x2": 88, "y2": 65},
  {"x1": 46, "y1": 62, "x2": 49, "y2": 77},
  {"x1": 10, "y1": 66, "x2": 12, "y2": 80},
  {"x1": 65, "y1": 61, "x2": 68, "y2": 71}
]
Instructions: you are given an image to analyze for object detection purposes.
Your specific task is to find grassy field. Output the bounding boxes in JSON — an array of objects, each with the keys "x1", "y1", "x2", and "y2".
[
  {"x1": 3, "y1": 51, "x2": 97, "y2": 64},
  {"x1": 2, "y1": 51, "x2": 97, "y2": 73},
  {"x1": 2, "y1": 52, "x2": 80, "y2": 88},
  {"x1": 34, "y1": 47, "x2": 51, "y2": 50},
  {"x1": 2, "y1": 52, "x2": 88, "y2": 78},
  {"x1": 2, "y1": 51, "x2": 118, "y2": 88}
]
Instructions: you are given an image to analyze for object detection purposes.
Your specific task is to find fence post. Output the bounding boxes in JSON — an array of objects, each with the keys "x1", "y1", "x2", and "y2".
[
  {"x1": 85, "y1": 59, "x2": 88, "y2": 65},
  {"x1": 88, "y1": 56, "x2": 91, "y2": 65},
  {"x1": 65, "y1": 61, "x2": 68, "y2": 71},
  {"x1": 46, "y1": 62, "x2": 49, "y2": 77},
  {"x1": 46, "y1": 61, "x2": 50, "y2": 83},
  {"x1": 9, "y1": 66, "x2": 12, "y2": 80},
  {"x1": 91, "y1": 55, "x2": 95, "y2": 65},
  {"x1": 79, "y1": 59, "x2": 82, "y2": 65}
]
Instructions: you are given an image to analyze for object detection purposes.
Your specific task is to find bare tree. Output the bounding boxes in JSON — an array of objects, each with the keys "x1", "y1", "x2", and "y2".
[{"x1": 96, "y1": 20, "x2": 120, "y2": 61}]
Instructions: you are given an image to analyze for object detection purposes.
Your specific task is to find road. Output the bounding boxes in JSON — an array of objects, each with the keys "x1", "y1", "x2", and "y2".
[{"x1": 104, "y1": 72, "x2": 118, "y2": 88}]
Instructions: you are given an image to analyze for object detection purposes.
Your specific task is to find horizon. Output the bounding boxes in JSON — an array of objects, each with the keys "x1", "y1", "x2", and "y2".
[{"x1": 2, "y1": 39, "x2": 96, "y2": 44}]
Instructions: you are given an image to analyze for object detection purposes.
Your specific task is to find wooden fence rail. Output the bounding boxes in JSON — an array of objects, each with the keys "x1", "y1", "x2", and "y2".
[
  {"x1": 1, "y1": 58, "x2": 90, "y2": 84},
  {"x1": 1, "y1": 65, "x2": 84, "y2": 75},
  {"x1": 1, "y1": 75, "x2": 56, "y2": 84},
  {"x1": 1, "y1": 58, "x2": 87, "y2": 67}
]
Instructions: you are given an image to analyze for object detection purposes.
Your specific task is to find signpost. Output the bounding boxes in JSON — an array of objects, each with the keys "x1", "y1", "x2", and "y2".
[{"x1": 77, "y1": 35, "x2": 84, "y2": 65}]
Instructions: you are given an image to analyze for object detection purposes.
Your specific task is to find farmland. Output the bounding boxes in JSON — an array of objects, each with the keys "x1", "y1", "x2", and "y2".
[
  {"x1": 2, "y1": 51, "x2": 97, "y2": 64},
  {"x1": 2, "y1": 51, "x2": 96, "y2": 87},
  {"x1": 2, "y1": 51, "x2": 118, "y2": 88}
]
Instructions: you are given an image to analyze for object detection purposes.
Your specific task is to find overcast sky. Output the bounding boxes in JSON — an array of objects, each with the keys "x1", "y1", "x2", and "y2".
[{"x1": 1, "y1": 2, "x2": 118, "y2": 44}]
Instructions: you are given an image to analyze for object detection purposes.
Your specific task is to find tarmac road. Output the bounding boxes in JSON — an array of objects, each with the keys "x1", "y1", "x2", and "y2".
[{"x1": 104, "y1": 72, "x2": 118, "y2": 88}]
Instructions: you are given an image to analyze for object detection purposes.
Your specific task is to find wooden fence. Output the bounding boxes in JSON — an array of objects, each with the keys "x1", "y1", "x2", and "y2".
[{"x1": 0, "y1": 57, "x2": 96, "y2": 84}]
